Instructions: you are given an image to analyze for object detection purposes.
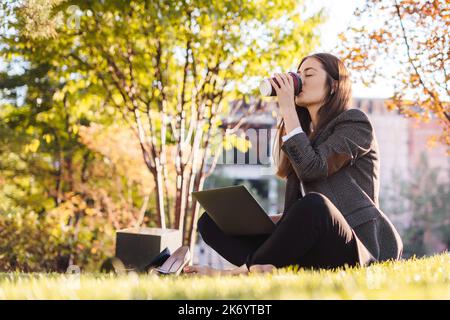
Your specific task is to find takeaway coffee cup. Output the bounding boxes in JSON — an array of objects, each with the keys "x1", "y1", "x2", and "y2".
[{"x1": 259, "y1": 72, "x2": 302, "y2": 96}]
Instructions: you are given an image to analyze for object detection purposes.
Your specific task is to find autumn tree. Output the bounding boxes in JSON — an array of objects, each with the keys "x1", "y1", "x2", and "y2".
[
  {"x1": 1, "y1": 0, "x2": 326, "y2": 255},
  {"x1": 337, "y1": 0, "x2": 449, "y2": 147},
  {"x1": 0, "y1": 0, "x2": 163, "y2": 270}
]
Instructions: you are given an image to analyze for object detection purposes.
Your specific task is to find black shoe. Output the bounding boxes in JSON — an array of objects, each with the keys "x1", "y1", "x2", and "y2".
[
  {"x1": 143, "y1": 247, "x2": 171, "y2": 272},
  {"x1": 100, "y1": 257, "x2": 128, "y2": 274}
]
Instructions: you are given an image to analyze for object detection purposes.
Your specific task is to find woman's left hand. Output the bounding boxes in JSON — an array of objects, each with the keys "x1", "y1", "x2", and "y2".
[{"x1": 268, "y1": 73, "x2": 296, "y2": 118}]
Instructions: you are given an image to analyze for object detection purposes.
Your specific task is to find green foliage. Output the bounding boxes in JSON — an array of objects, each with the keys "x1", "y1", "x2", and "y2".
[
  {"x1": 0, "y1": 208, "x2": 114, "y2": 272},
  {"x1": 0, "y1": 0, "x2": 325, "y2": 271}
]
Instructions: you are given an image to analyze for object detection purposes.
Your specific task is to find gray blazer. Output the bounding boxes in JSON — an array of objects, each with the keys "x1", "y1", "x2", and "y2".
[{"x1": 280, "y1": 108, "x2": 403, "y2": 265}]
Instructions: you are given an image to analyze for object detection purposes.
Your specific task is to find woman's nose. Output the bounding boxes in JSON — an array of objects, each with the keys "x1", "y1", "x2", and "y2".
[{"x1": 297, "y1": 73, "x2": 305, "y2": 84}]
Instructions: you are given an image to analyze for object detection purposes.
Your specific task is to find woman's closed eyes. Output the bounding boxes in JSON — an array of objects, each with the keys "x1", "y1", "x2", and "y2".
[{"x1": 297, "y1": 71, "x2": 313, "y2": 77}]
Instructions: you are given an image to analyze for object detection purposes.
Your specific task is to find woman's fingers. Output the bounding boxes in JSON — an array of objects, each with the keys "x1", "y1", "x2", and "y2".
[
  {"x1": 274, "y1": 73, "x2": 294, "y2": 92},
  {"x1": 274, "y1": 73, "x2": 285, "y2": 87},
  {"x1": 280, "y1": 73, "x2": 293, "y2": 90},
  {"x1": 287, "y1": 73, "x2": 294, "y2": 88},
  {"x1": 268, "y1": 78, "x2": 279, "y2": 94},
  {"x1": 267, "y1": 73, "x2": 294, "y2": 98}
]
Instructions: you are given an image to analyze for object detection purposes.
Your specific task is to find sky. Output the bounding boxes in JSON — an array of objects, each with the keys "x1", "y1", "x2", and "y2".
[{"x1": 307, "y1": 0, "x2": 396, "y2": 99}]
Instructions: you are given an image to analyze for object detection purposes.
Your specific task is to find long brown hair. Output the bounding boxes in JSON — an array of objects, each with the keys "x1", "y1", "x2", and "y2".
[{"x1": 273, "y1": 53, "x2": 353, "y2": 178}]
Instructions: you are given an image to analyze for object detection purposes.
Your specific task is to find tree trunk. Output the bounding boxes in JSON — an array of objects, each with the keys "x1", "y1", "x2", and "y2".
[{"x1": 155, "y1": 163, "x2": 166, "y2": 229}]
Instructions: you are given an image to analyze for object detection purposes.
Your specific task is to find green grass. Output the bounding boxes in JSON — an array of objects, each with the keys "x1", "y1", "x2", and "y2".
[{"x1": 0, "y1": 253, "x2": 448, "y2": 299}]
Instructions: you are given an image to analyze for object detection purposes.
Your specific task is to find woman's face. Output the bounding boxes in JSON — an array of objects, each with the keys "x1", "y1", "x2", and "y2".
[{"x1": 294, "y1": 57, "x2": 330, "y2": 108}]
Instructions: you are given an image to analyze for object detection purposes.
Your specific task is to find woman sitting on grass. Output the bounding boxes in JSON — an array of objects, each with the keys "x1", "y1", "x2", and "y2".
[{"x1": 184, "y1": 53, "x2": 403, "y2": 276}]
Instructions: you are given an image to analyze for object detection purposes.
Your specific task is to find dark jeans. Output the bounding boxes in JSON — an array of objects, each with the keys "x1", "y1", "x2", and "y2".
[{"x1": 197, "y1": 192, "x2": 360, "y2": 270}]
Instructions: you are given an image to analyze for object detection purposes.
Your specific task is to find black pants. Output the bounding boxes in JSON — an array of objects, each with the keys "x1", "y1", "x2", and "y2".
[{"x1": 197, "y1": 192, "x2": 360, "y2": 270}]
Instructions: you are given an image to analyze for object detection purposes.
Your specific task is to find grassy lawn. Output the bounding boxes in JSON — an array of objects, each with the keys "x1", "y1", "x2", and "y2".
[{"x1": 0, "y1": 253, "x2": 448, "y2": 299}]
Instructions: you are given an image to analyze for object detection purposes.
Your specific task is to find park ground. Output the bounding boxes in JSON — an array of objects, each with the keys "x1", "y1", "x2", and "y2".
[{"x1": 0, "y1": 253, "x2": 448, "y2": 299}]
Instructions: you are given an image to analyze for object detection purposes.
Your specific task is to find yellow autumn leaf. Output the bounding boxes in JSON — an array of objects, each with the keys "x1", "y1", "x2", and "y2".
[
  {"x1": 85, "y1": 208, "x2": 96, "y2": 216},
  {"x1": 25, "y1": 139, "x2": 40, "y2": 153},
  {"x1": 43, "y1": 134, "x2": 53, "y2": 143},
  {"x1": 52, "y1": 90, "x2": 65, "y2": 102}
]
